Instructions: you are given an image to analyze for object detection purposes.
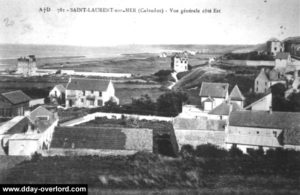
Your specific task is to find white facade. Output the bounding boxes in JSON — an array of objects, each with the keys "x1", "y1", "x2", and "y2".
[
  {"x1": 49, "y1": 86, "x2": 64, "y2": 98},
  {"x1": 16, "y1": 56, "x2": 37, "y2": 77},
  {"x1": 171, "y1": 56, "x2": 188, "y2": 73},
  {"x1": 66, "y1": 81, "x2": 119, "y2": 108},
  {"x1": 267, "y1": 40, "x2": 283, "y2": 56},
  {"x1": 244, "y1": 93, "x2": 272, "y2": 111},
  {"x1": 275, "y1": 57, "x2": 291, "y2": 70},
  {"x1": 201, "y1": 96, "x2": 227, "y2": 111}
]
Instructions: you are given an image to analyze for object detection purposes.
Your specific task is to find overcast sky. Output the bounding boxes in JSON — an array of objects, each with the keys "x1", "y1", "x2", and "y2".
[{"x1": 0, "y1": 0, "x2": 299, "y2": 46}]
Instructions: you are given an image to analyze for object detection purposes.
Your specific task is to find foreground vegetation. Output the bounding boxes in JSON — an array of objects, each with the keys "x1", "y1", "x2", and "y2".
[{"x1": 1, "y1": 145, "x2": 299, "y2": 194}]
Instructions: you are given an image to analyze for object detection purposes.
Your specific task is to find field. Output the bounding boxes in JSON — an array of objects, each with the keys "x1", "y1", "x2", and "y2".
[{"x1": 1, "y1": 147, "x2": 299, "y2": 194}]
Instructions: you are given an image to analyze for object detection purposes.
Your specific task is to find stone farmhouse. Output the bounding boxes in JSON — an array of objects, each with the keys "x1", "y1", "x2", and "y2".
[
  {"x1": 173, "y1": 117, "x2": 226, "y2": 149},
  {"x1": 171, "y1": 53, "x2": 189, "y2": 73},
  {"x1": 16, "y1": 55, "x2": 37, "y2": 77},
  {"x1": 254, "y1": 68, "x2": 286, "y2": 94},
  {"x1": 49, "y1": 126, "x2": 153, "y2": 156},
  {"x1": 0, "y1": 90, "x2": 31, "y2": 117},
  {"x1": 226, "y1": 110, "x2": 300, "y2": 153},
  {"x1": 65, "y1": 78, "x2": 119, "y2": 108}
]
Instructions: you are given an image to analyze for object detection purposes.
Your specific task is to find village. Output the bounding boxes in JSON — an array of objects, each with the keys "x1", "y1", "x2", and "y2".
[{"x1": 0, "y1": 37, "x2": 299, "y2": 158}]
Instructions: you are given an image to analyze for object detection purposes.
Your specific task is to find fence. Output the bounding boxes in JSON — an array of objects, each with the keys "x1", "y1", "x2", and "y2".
[{"x1": 60, "y1": 112, "x2": 174, "y2": 127}]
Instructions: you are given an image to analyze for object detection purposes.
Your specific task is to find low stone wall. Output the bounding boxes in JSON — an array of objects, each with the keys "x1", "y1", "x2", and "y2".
[
  {"x1": 40, "y1": 148, "x2": 138, "y2": 156},
  {"x1": 61, "y1": 70, "x2": 132, "y2": 78},
  {"x1": 223, "y1": 60, "x2": 275, "y2": 67}
]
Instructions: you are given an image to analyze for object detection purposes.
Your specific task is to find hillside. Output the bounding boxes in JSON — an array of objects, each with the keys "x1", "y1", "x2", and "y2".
[{"x1": 173, "y1": 66, "x2": 227, "y2": 90}]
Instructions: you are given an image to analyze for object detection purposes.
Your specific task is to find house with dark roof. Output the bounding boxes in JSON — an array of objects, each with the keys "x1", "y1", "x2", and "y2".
[
  {"x1": 199, "y1": 82, "x2": 229, "y2": 111},
  {"x1": 275, "y1": 52, "x2": 291, "y2": 70},
  {"x1": 173, "y1": 116, "x2": 226, "y2": 149},
  {"x1": 254, "y1": 68, "x2": 286, "y2": 94},
  {"x1": 171, "y1": 53, "x2": 189, "y2": 73},
  {"x1": 226, "y1": 110, "x2": 300, "y2": 153},
  {"x1": 0, "y1": 90, "x2": 31, "y2": 117},
  {"x1": 49, "y1": 126, "x2": 153, "y2": 155},
  {"x1": 65, "y1": 78, "x2": 119, "y2": 108}
]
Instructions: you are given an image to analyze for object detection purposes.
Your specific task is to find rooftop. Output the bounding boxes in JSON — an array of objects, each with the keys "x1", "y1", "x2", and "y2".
[
  {"x1": 229, "y1": 110, "x2": 300, "y2": 145},
  {"x1": 54, "y1": 84, "x2": 66, "y2": 93},
  {"x1": 199, "y1": 82, "x2": 229, "y2": 98},
  {"x1": 173, "y1": 117, "x2": 226, "y2": 131},
  {"x1": 275, "y1": 52, "x2": 290, "y2": 60},
  {"x1": 208, "y1": 102, "x2": 241, "y2": 116},
  {"x1": 1, "y1": 90, "x2": 31, "y2": 105},
  {"x1": 66, "y1": 78, "x2": 110, "y2": 91},
  {"x1": 229, "y1": 85, "x2": 245, "y2": 101}
]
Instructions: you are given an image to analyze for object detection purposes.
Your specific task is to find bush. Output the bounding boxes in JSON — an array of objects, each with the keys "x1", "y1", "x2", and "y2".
[
  {"x1": 180, "y1": 145, "x2": 194, "y2": 159},
  {"x1": 195, "y1": 144, "x2": 228, "y2": 159}
]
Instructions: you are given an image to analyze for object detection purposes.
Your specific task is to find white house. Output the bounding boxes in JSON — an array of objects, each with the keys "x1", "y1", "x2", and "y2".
[
  {"x1": 226, "y1": 110, "x2": 300, "y2": 153},
  {"x1": 16, "y1": 55, "x2": 37, "y2": 77},
  {"x1": 65, "y1": 78, "x2": 119, "y2": 108},
  {"x1": 171, "y1": 53, "x2": 189, "y2": 73},
  {"x1": 199, "y1": 82, "x2": 229, "y2": 111},
  {"x1": 49, "y1": 84, "x2": 66, "y2": 99}
]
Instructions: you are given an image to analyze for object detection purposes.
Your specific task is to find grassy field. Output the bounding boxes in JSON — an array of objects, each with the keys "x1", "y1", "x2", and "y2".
[{"x1": 1, "y1": 149, "x2": 299, "y2": 194}]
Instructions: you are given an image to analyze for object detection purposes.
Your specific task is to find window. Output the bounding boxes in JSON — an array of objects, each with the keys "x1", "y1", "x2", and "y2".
[
  {"x1": 99, "y1": 91, "x2": 102, "y2": 97},
  {"x1": 37, "y1": 116, "x2": 49, "y2": 120},
  {"x1": 91, "y1": 90, "x2": 94, "y2": 94},
  {"x1": 274, "y1": 47, "x2": 277, "y2": 51},
  {"x1": 273, "y1": 131, "x2": 277, "y2": 137},
  {"x1": 257, "y1": 81, "x2": 258, "y2": 85},
  {"x1": 83, "y1": 91, "x2": 85, "y2": 96},
  {"x1": 81, "y1": 98, "x2": 84, "y2": 103},
  {"x1": 265, "y1": 82, "x2": 267, "y2": 86},
  {"x1": 256, "y1": 131, "x2": 260, "y2": 134}
]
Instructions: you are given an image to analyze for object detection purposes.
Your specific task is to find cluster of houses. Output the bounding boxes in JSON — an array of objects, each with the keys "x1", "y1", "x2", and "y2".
[{"x1": 0, "y1": 48, "x2": 300, "y2": 157}]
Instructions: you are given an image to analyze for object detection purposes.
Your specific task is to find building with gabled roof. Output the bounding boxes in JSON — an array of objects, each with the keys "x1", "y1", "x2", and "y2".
[
  {"x1": 0, "y1": 106, "x2": 58, "y2": 156},
  {"x1": 229, "y1": 85, "x2": 245, "y2": 107},
  {"x1": 49, "y1": 84, "x2": 66, "y2": 99},
  {"x1": 226, "y1": 110, "x2": 300, "y2": 153},
  {"x1": 254, "y1": 68, "x2": 286, "y2": 94},
  {"x1": 0, "y1": 90, "x2": 31, "y2": 117},
  {"x1": 65, "y1": 78, "x2": 119, "y2": 108},
  {"x1": 244, "y1": 93, "x2": 272, "y2": 111},
  {"x1": 199, "y1": 82, "x2": 229, "y2": 111}
]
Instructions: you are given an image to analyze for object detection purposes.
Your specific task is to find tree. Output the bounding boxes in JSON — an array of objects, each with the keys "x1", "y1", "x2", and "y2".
[
  {"x1": 131, "y1": 94, "x2": 156, "y2": 115},
  {"x1": 156, "y1": 91, "x2": 188, "y2": 116}
]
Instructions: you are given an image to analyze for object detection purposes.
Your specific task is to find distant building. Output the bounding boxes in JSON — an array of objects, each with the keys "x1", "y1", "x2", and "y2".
[
  {"x1": 266, "y1": 38, "x2": 284, "y2": 56},
  {"x1": 0, "y1": 90, "x2": 31, "y2": 117},
  {"x1": 275, "y1": 52, "x2": 291, "y2": 70},
  {"x1": 65, "y1": 78, "x2": 119, "y2": 108},
  {"x1": 50, "y1": 126, "x2": 153, "y2": 155},
  {"x1": 244, "y1": 93, "x2": 272, "y2": 111},
  {"x1": 171, "y1": 53, "x2": 188, "y2": 73},
  {"x1": 254, "y1": 68, "x2": 286, "y2": 94},
  {"x1": 283, "y1": 36, "x2": 300, "y2": 58},
  {"x1": 229, "y1": 85, "x2": 245, "y2": 108},
  {"x1": 16, "y1": 55, "x2": 37, "y2": 77},
  {"x1": 199, "y1": 82, "x2": 229, "y2": 111},
  {"x1": 173, "y1": 117, "x2": 226, "y2": 149},
  {"x1": 227, "y1": 110, "x2": 300, "y2": 153}
]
